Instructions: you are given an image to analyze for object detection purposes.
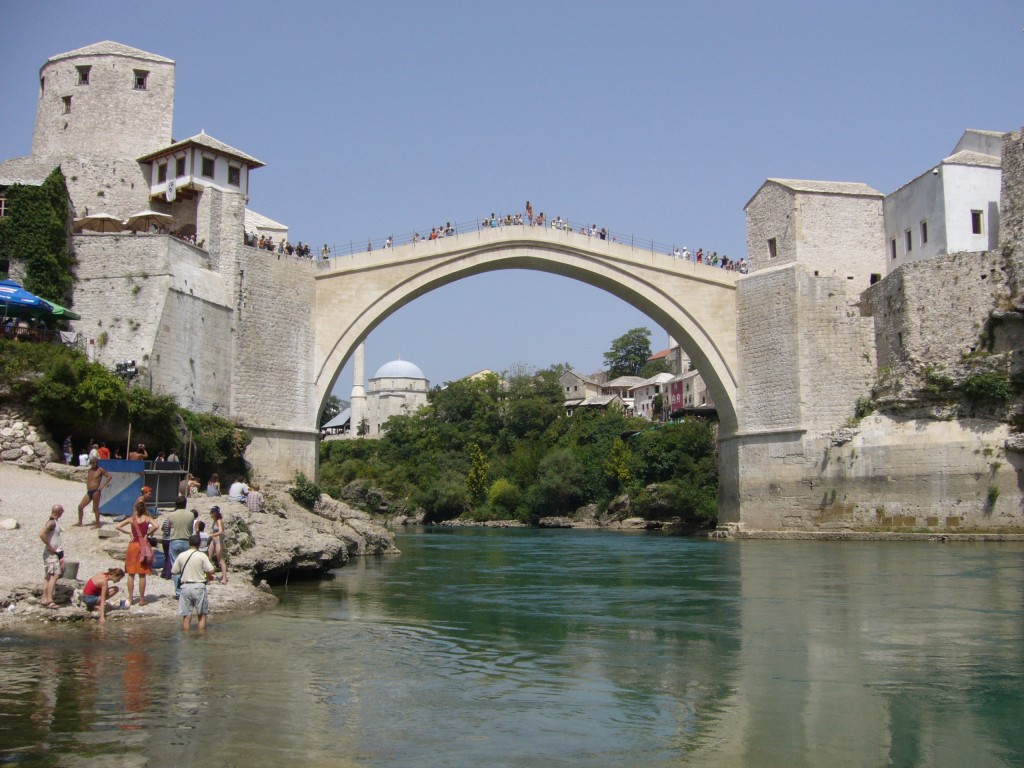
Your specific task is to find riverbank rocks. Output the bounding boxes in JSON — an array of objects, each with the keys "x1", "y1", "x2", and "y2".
[
  {"x1": 220, "y1": 489, "x2": 399, "y2": 584},
  {"x1": 0, "y1": 404, "x2": 57, "y2": 467}
]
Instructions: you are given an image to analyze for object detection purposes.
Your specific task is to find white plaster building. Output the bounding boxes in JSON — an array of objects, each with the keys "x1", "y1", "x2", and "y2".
[
  {"x1": 365, "y1": 359, "x2": 430, "y2": 437},
  {"x1": 629, "y1": 372, "x2": 674, "y2": 421},
  {"x1": 884, "y1": 129, "x2": 1004, "y2": 273}
]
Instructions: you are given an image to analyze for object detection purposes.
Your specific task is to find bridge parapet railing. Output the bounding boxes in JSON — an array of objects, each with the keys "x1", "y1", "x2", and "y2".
[{"x1": 315, "y1": 215, "x2": 746, "y2": 273}]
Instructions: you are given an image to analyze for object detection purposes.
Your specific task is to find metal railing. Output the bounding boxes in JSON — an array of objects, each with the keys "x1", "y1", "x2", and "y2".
[{"x1": 310, "y1": 213, "x2": 745, "y2": 270}]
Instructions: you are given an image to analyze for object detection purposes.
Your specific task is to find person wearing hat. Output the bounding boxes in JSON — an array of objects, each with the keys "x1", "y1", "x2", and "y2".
[{"x1": 135, "y1": 485, "x2": 154, "y2": 512}]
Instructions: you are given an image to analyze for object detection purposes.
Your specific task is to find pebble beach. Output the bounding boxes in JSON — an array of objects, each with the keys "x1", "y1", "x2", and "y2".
[{"x1": 0, "y1": 461, "x2": 277, "y2": 629}]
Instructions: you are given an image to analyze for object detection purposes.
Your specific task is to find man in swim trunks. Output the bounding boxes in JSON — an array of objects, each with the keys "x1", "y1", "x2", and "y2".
[{"x1": 76, "y1": 456, "x2": 111, "y2": 527}]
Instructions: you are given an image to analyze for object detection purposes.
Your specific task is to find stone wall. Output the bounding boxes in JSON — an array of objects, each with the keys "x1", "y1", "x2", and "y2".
[
  {"x1": 735, "y1": 266, "x2": 803, "y2": 432},
  {"x1": 735, "y1": 265, "x2": 874, "y2": 435},
  {"x1": 232, "y1": 244, "x2": 318, "y2": 479},
  {"x1": 862, "y1": 249, "x2": 1008, "y2": 371},
  {"x1": 0, "y1": 403, "x2": 57, "y2": 467},
  {"x1": 793, "y1": 192, "x2": 885, "y2": 294},
  {"x1": 1001, "y1": 128, "x2": 1024, "y2": 299},
  {"x1": 721, "y1": 414, "x2": 1019, "y2": 532},
  {"x1": 70, "y1": 234, "x2": 233, "y2": 417},
  {"x1": 745, "y1": 183, "x2": 798, "y2": 270}
]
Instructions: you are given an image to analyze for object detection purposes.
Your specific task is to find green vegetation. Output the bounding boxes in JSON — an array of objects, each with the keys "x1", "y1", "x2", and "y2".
[
  {"x1": 987, "y1": 484, "x2": 1000, "y2": 507},
  {"x1": 603, "y1": 327, "x2": 670, "y2": 378},
  {"x1": 319, "y1": 366, "x2": 719, "y2": 530},
  {"x1": 0, "y1": 168, "x2": 75, "y2": 304},
  {"x1": 289, "y1": 472, "x2": 323, "y2": 509},
  {"x1": 960, "y1": 372, "x2": 1011, "y2": 404},
  {"x1": 922, "y1": 365, "x2": 953, "y2": 395},
  {"x1": 0, "y1": 339, "x2": 250, "y2": 478}
]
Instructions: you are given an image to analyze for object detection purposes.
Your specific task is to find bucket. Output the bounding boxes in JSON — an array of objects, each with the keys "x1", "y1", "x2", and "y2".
[{"x1": 63, "y1": 560, "x2": 79, "y2": 580}]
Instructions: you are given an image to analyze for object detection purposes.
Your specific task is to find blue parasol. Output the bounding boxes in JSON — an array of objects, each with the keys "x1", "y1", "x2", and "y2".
[{"x1": 0, "y1": 279, "x2": 56, "y2": 320}]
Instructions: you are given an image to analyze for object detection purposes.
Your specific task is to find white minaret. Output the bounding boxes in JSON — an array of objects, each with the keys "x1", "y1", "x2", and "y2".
[{"x1": 350, "y1": 343, "x2": 367, "y2": 436}]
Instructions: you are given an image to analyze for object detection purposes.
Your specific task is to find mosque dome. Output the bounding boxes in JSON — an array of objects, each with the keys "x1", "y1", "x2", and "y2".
[{"x1": 372, "y1": 359, "x2": 426, "y2": 380}]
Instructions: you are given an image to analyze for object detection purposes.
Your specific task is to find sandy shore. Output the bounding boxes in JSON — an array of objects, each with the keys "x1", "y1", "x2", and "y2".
[{"x1": 0, "y1": 462, "x2": 276, "y2": 629}]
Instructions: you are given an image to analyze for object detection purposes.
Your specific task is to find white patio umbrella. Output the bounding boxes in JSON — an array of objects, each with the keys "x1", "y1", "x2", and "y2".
[
  {"x1": 124, "y1": 210, "x2": 174, "y2": 232},
  {"x1": 74, "y1": 213, "x2": 125, "y2": 233}
]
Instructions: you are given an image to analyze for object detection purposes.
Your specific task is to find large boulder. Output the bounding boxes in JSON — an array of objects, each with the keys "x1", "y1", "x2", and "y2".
[{"x1": 220, "y1": 490, "x2": 398, "y2": 583}]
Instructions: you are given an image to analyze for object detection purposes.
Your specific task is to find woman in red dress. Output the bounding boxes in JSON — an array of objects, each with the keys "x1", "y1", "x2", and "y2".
[{"x1": 115, "y1": 500, "x2": 157, "y2": 606}]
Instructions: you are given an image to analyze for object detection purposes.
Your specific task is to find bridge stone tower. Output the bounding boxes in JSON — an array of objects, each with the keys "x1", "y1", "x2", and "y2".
[
  {"x1": 32, "y1": 41, "x2": 174, "y2": 220},
  {"x1": 717, "y1": 180, "x2": 883, "y2": 528}
]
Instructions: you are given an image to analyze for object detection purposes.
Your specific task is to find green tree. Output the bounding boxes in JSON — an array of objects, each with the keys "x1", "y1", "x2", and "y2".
[
  {"x1": 603, "y1": 436, "x2": 632, "y2": 492},
  {"x1": 319, "y1": 394, "x2": 343, "y2": 427},
  {"x1": 526, "y1": 448, "x2": 586, "y2": 518},
  {"x1": 604, "y1": 327, "x2": 655, "y2": 378},
  {"x1": 639, "y1": 358, "x2": 672, "y2": 378},
  {"x1": 466, "y1": 443, "x2": 489, "y2": 506}
]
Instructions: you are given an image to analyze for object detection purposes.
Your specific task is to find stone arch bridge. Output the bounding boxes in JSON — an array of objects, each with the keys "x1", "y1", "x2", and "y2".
[
  {"x1": 238, "y1": 220, "x2": 872, "y2": 530},
  {"x1": 313, "y1": 226, "x2": 740, "y2": 433}
]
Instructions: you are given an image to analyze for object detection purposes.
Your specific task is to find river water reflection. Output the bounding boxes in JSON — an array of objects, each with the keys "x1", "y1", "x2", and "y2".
[{"x1": 2, "y1": 528, "x2": 1022, "y2": 767}]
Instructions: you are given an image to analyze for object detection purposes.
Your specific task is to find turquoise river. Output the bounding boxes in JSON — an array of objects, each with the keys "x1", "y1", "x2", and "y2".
[{"x1": 1, "y1": 528, "x2": 1022, "y2": 767}]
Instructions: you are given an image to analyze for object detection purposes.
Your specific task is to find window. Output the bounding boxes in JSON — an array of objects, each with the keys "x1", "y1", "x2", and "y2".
[
  {"x1": 920, "y1": 220, "x2": 928, "y2": 245},
  {"x1": 767, "y1": 237, "x2": 777, "y2": 259},
  {"x1": 0, "y1": 195, "x2": 7, "y2": 217},
  {"x1": 890, "y1": 238, "x2": 897, "y2": 260},
  {"x1": 76, "y1": 65, "x2": 91, "y2": 85},
  {"x1": 133, "y1": 70, "x2": 149, "y2": 90},
  {"x1": 39, "y1": 76, "x2": 45, "y2": 94},
  {"x1": 227, "y1": 165, "x2": 241, "y2": 186},
  {"x1": 201, "y1": 156, "x2": 215, "y2": 178},
  {"x1": 175, "y1": 157, "x2": 186, "y2": 177},
  {"x1": 905, "y1": 230, "x2": 912, "y2": 253},
  {"x1": 971, "y1": 210, "x2": 984, "y2": 235},
  {"x1": 157, "y1": 163, "x2": 167, "y2": 183},
  {"x1": 62, "y1": 95, "x2": 71, "y2": 114}
]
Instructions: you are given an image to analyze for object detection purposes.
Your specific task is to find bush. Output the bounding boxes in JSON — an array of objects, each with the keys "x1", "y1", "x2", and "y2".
[
  {"x1": 413, "y1": 475, "x2": 469, "y2": 523},
  {"x1": 961, "y1": 372, "x2": 1011, "y2": 404},
  {"x1": 633, "y1": 480, "x2": 718, "y2": 529},
  {"x1": 289, "y1": 472, "x2": 322, "y2": 509},
  {"x1": 180, "y1": 410, "x2": 251, "y2": 480},
  {"x1": 486, "y1": 478, "x2": 522, "y2": 517}
]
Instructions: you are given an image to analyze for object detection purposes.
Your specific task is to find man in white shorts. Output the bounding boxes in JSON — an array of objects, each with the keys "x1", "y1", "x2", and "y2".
[{"x1": 171, "y1": 533, "x2": 215, "y2": 631}]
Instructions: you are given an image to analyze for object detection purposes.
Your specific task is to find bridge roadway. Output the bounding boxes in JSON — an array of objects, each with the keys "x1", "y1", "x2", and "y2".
[{"x1": 313, "y1": 225, "x2": 741, "y2": 433}]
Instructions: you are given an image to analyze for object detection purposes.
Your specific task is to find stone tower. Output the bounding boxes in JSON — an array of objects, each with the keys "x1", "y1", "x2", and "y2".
[{"x1": 31, "y1": 41, "x2": 175, "y2": 218}]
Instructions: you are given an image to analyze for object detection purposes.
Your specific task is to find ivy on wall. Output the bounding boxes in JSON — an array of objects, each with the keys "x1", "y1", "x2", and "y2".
[{"x1": 0, "y1": 167, "x2": 75, "y2": 304}]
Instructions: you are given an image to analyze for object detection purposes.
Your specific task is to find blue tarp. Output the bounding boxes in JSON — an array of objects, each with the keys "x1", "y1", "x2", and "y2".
[{"x1": 97, "y1": 460, "x2": 145, "y2": 517}]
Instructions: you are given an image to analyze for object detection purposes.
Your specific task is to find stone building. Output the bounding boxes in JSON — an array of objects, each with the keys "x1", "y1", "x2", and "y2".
[
  {"x1": 364, "y1": 359, "x2": 430, "y2": 437},
  {"x1": 744, "y1": 179, "x2": 885, "y2": 297},
  {"x1": 0, "y1": 41, "x2": 316, "y2": 481}
]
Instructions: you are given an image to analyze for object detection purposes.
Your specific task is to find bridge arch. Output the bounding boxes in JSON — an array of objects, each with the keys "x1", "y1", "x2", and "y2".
[{"x1": 314, "y1": 227, "x2": 739, "y2": 433}]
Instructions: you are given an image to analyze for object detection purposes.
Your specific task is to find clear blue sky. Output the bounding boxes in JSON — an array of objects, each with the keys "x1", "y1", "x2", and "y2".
[{"x1": 2, "y1": 1, "x2": 1022, "y2": 400}]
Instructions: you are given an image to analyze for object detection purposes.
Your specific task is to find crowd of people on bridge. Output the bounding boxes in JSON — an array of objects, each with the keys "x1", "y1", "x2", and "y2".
[
  {"x1": 245, "y1": 231, "x2": 327, "y2": 260},
  {"x1": 285, "y1": 200, "x2": 749, "y2": 272}
]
